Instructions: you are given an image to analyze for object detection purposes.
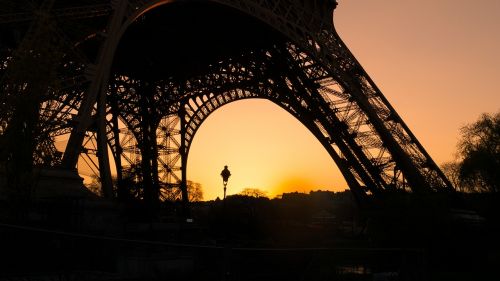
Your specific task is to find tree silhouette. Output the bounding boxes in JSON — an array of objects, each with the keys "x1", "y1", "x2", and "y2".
[
  {"x1": 187, "y1": 180, "x2": 204, "y2": 202},
  {"x1": 457, "y1": 111, "x2": 500, "y2": 192},
  {"x1": 239, "y1": 188, "x2": 268, "y2": 198},
  {"x1": 86, "y1": 174, "x2": 103, "y2": 196},
  {"x1": 441, "y1": 161, "x2": 467, "y2": 192}
]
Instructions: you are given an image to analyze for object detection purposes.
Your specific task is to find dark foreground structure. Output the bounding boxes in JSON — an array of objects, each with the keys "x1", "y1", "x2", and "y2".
[
  {"x1": 0, "y1": 0, "x2": 498, "y2": 280},
  {"x1": 0, "y1": 192, "x2": 499, "y2": 280}
]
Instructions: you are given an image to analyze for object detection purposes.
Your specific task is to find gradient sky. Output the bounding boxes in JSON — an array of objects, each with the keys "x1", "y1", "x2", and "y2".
[{"x1": 187, "y1": 0, "x2": 500, "y2": 200}]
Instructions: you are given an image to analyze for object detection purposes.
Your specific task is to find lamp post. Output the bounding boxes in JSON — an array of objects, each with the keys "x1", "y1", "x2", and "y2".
[{"x1": 220, "y1": 165, "x2": 231, "y2": 200}]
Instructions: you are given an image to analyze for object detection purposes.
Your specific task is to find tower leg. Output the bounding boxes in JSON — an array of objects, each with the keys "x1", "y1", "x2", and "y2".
[
  {"x1": 97, "y1": 91, "x2": 113, "y2": 198},
  {"x1": 110, "y1": 103, "x2": 125, "y2": 200},
  {"x1": 179, "y1": 107, "x2": 189, "y2": 216},
  {"x1": 62, "y1": 0, "x2": 128, "y2": 170},
  {"x1": 138, "y1": 82, "x2": 160, "y2": 215}
]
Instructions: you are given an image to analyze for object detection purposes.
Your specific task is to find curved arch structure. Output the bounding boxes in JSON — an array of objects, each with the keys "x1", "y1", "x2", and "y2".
[{"x1": 0, "y1": 0, "x2": 453, "y2": 208}]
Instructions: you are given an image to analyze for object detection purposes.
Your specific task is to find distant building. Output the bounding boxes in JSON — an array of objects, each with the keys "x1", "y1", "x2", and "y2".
[
  {"x1": 281, "y1": 191, "x2": 308, "y2": 201},
  {"x1": 309, "y1": 190, "x2": 335, "y2": 201}
]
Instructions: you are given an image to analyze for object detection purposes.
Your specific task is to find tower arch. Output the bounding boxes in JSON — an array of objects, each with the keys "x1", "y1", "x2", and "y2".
[{"x1": 0, "y1": 1, "x2": 454, "y2": 207}]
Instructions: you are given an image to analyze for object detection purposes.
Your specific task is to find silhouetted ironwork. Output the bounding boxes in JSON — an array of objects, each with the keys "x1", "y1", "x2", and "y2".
[{"x1": 0, "y1": 0, "x2": 454, "y2": 207}]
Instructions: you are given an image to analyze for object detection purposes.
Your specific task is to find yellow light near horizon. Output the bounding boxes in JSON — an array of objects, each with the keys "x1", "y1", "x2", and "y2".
[{"x1": 187, "y1": 99, "x2": 347, "y2": 200}]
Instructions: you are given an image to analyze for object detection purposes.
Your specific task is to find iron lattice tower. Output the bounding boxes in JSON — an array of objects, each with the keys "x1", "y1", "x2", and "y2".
[{"x1": 0, "y1": 0, "x2": 454, "y2": 207}]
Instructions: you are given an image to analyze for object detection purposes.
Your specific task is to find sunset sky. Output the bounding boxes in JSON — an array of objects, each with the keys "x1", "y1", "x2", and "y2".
[{"x1": 188, "y1": 0, "x2": 500, "y2": 200}]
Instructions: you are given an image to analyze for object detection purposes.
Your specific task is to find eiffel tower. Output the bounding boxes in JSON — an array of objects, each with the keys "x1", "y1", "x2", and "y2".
[{"x1": 0, "y1": 0, "x2": 454, "y2": 207}]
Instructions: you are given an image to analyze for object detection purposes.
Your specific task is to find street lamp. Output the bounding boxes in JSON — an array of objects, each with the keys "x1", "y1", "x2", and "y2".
[{"x1": 220, "y1": 165, "x2": 231, "y2": 200}]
